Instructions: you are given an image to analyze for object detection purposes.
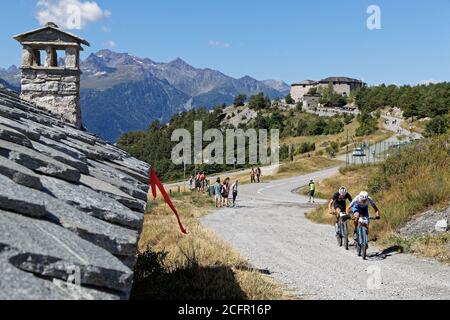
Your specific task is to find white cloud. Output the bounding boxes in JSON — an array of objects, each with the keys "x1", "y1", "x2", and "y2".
[
  {"x1": 208, "y1": 40, "x2": 231, "y2": 49},
  {"x1": 36, "y1": 0, "x2": 111, "y2": 30},
  {"x1": 103, "y1": 40, "x2": 116, "y2": 48}
]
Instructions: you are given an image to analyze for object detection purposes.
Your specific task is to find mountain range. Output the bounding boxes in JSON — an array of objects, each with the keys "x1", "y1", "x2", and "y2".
[{"x1": 0, "y1": 49, "x2": 290, "y2": 141}]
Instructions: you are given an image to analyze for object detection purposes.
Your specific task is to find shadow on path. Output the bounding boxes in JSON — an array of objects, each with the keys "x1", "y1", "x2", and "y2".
[{"x1": 367, "y1": 246, "x2": 402, "y2": 261}]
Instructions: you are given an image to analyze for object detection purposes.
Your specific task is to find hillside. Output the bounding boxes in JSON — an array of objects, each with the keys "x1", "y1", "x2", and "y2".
[
  {"x1": 305, "y1": 135, "x2": 450, "y2": 263},
  {"x1": 0, "y1": 77, "x2": 19, "y2": 92}
]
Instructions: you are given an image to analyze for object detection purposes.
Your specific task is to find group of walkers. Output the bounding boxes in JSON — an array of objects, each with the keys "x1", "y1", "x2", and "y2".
[
  {"x1": 250, "y1": 167, "x2": 262, "y2": 183},
  {"x1": 213, "y1": 177, "x2": 239, "y2": 208},
  {"x1": 190, "y1": 171, "x2": 208, "y2": 193}
]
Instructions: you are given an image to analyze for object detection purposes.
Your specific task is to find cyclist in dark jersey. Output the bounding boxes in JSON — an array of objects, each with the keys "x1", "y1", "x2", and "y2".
[{"x1": 328, "y1": 187, "x2": 353, "y2": 235}]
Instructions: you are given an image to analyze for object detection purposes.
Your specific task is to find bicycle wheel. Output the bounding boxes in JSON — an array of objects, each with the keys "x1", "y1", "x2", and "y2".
[
  {"x1": 336, "y1": 223, "x2": 342, "y2": 247},
  {"x1": 342, "y1": 222, "x2": 349, "y2": 250},
  {"x1": 361, "y1": 227, "x2": 368, "y2": 260},
  {"x1": 356, "y1": 227, "x2": 362, "y2": 256},
  {"x1": 337, "y1": 231, "x2": 342, "y2": 247}
]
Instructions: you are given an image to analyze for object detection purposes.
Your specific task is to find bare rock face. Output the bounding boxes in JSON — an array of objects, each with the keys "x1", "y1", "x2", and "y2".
[
  {"x1": 0, "y1": 88, "x2": 150, "y2": 300},
  {"x1": 399, "y1": 207, "x2": 450, "y2": 237}
]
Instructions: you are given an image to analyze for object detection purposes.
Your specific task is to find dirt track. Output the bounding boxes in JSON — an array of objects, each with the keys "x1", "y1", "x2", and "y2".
[{"x1": 201, "y1": 118, "x2": 450, "y2": 300}]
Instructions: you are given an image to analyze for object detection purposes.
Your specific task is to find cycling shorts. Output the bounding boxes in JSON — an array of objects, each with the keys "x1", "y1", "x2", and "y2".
[{"x1": 352, "y1": 205, "x2": 369, "y2": 217}]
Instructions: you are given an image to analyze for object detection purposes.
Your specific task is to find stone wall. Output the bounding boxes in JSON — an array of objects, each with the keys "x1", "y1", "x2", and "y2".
[
  {"x1": 20, "y1": 67, "x2": 81, "y2": 128},
  {"x1": 317, "y1": 83, "x2": 352, "y2": 97},
  {"x1": 291, "y1": 84, "x2": 315, "y2": 102},
  {"x1": 303, "y1": 95, "x2": 320, "y2": 109}
]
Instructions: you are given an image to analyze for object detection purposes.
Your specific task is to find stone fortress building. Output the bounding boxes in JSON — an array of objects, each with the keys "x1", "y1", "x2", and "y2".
[
  {"x1": 13, "y1": 22, "x2": 88, "y2": 128},
  {"x1": 291, "y1": 76, "x2": 366, "y2": 104}
]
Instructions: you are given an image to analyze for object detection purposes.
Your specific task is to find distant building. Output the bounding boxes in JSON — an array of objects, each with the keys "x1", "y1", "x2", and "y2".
[
  {"x1": 317, "y1": 77, "x2": 366, "y2": 97},
  {"x1": 291, "y1": 80, "x2": 318, "y2": 102},
  {"x1": 302, "y1": 94, "x2": 320, "y2": 109},
  {"x1": 291, "y1": 76, "x2": 366, "y2": 103}
]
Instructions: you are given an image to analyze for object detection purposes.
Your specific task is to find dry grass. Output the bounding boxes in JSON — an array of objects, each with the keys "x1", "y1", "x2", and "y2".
[
  {"x1": 267, "y1": 157, "x2": 341, "y2": 181},
  {"x1": 303, "y1": 136, "x2": 450, "y2": 263},
  {"x1": 230, "y1": 156, "x2": 342, "y2": 185},
  {"x1": 132, "y1": 191, "x2": 292, "y2": 300},
  {"x1": 401, "y1": 118, "x2": 429, "y2": 134},
  {"x1": 385, "y1": 234, "x2": 450, "y2": 264},
  {"x1": 282, "y1": 117, "x2": 393, "y2": 156}
]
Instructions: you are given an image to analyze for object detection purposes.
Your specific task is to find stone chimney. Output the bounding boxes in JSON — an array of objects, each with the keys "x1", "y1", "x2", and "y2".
[{"x1": 13, "y1": 22, "x2": 90, "y2": 128}]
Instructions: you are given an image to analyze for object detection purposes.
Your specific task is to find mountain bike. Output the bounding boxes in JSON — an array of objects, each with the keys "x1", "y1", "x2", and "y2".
[
  {"x1": 336, "y1": 213, "x2": 350, "y2": 250},
  {"x1": 355, "y1": 216, "x2": 380, "y2": 260}
]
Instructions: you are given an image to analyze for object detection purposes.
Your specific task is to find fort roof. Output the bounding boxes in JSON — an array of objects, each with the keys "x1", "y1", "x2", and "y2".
[
  {"x1": 292, "y1": 80, "x2": 318, "y2": 86},
  {"x1": 319, "y1": 77, "x2": 363, "y2": 84}
]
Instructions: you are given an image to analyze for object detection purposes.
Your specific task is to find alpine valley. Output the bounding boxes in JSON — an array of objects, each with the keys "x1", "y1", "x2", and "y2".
[{"x1": 0, "y1": 50, "x2": 289, "y2": 141}]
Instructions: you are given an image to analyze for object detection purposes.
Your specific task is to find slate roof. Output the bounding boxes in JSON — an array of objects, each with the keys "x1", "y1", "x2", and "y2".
[
  {"x1": 13, "y1": 22, "x2": 90, "y2": 47},
  {"x1": 0, "y1": 88, "x2": 150, "y2": 300}
]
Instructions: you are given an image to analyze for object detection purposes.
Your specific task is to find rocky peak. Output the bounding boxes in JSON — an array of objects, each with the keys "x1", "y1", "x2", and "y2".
[
  {"x1": 6, "y1": 65, "x2": 18, "y2": 73},
  {"x1": 168, "y1": 57, "x2": 193, "y2": 70}
]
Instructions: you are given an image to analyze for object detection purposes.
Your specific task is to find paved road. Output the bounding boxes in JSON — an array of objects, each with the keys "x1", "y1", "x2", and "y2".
[{"x1": 201, "y1": 118, "x2": 450, "y2": 300}]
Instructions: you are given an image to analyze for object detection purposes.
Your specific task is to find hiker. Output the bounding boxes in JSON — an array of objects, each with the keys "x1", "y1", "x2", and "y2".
[
  {"x1": 195, "y1": 172, "x2": 201, "y2": 192},
  {"x1": 256, "y1": 167, "x2": 262, "y2": 183},
  {"x1": 222, "y1": 177, "x2": 231, "y2": 207},
  {"x1": 308, "y1": 178, "x2": 316, "y2": 203},
  {"x1": 250, "y1": 168, "x2": 256, "y2": 183},
  {"x1": 214, "y1": 177, "x2": 222, "y2": 208},
  {"x1": 189, "y1": 176, "x2": 193, "y2": 190},
  {"x1": 200, "y1": 171, "x2": 206, "y2": 192},
  {"x1": 231, "y1": 179, "x2": 239, "y2": 208}
]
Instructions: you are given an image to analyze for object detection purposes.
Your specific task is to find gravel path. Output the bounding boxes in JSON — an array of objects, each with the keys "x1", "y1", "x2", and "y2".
[{"x1": 201, "y1": 119, "x2": 449, "y2": 300}]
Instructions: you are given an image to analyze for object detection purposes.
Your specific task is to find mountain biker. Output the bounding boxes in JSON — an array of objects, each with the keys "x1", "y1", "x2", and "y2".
[
  {"x1": 328, "y1": 187, "x2": 352, "y2": 234},
  {"x1": 346, "y1": 191, "x2": 380, "y2": 241},
  {"x1": 308, "y1": 179, "x2": 316, "y2": 203}
]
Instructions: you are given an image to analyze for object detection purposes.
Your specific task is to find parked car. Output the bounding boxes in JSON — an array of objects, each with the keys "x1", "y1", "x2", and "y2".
[{"x1": 352, "y1": 148, "x2": 366, "y2": 157}]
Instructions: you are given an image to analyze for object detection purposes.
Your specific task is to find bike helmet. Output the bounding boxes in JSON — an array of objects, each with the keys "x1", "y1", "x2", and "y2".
[
  {"x1": 359, "y1": 191, "x2": 369, "y2": 200},
  {"x1": 339, "y1": 187, "x2": 348, "y2": 196}
]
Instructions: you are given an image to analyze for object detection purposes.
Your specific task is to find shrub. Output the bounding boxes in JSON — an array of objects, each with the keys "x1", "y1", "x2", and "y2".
[
  {"x1": 356, "y1": 111, "x2": 378, "y2": 136},
  {"x1": 343, "y1": 113, "x2": 354, "y2": 125},
  {"x1": 248, "y1": 93, "x2": 271, "y2": 109},
  {"x1": 234, "y1": 94, "x2": 247, "y2": 107},
  {"x1": 425, "y1": 115, "x2": 449, "y2": 137},
  {"x1": 295, "y1": 142, "x2": 316, "y2": 155},
  {"x1": 285, "y1": 94, "x2": 295, "y2": 105}
]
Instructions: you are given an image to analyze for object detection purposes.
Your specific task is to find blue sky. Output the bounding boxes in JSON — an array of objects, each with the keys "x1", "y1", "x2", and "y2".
[{"x1": 0, "y1": 0, "x2": 449, "y2": 85}]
